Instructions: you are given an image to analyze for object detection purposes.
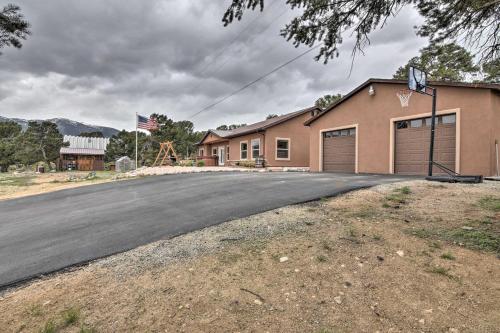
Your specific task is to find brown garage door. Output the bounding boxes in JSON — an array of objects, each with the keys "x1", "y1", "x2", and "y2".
[
  {"x1": 323, "y1": 128, "x2": 356, "y2": 172},
  {"x1": 395, "y1": 114, "x2": 456, "y2": 175}
]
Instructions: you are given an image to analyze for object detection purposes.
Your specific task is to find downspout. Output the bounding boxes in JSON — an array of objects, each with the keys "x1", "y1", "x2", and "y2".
[{"x1": 496, "y1": 139, "x2": 499, "y2": 177}]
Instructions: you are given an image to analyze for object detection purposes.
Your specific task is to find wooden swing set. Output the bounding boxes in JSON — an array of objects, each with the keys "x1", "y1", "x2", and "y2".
[{"x1": 152, "y1": 141, "x2": 179, "y2": 166}]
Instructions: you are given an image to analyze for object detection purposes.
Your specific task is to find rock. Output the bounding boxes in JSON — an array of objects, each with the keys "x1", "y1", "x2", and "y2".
[
  {"x1": 396, "y1": 250, "x2": 404, "y2": 257},
  {"x1": 461, "y1": 226, "x2": 473, "y2": 231},
  {"x1": 419, "y1": 318, "x2": 425, "y2": 324},
  {"x1": 449, "y1": 328, "x2": 459, "y2": 333},
  {"x1": 344, "y1": 281, "x2": 352, "y2": 287},
  {"x1": 254, "y1": 299, "x2": 263, "y2": 305},
  {"x1": 423, "y1": 309, "x2": 433, "y2": 314},
  {"x1": 377, "y1": 255, "x2": 384, "y2": 261},
  {"x1": 334, "y1": 296, "x2": 342, "y2": 304},
  {"x1": 294, "y1": 268, "x2": 300, "y2": 272},
  {"x1": 279, "y1": 256, "x2": 289, "y2": 263}
]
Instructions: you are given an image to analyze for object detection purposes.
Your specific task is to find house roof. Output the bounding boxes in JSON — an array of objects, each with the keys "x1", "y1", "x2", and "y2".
[
  {"x1": 304, "y1": 78, "x2": 500, "y2": 126},
  {"x1": 63, "y1": 135, "x2": 110, "y2": 150},
  {"x1": 60, "y1": 147, "x2": 106, "y2": 155},
  {"x1": 199, "y1": 106, "x2": 320, "y2": 145}
]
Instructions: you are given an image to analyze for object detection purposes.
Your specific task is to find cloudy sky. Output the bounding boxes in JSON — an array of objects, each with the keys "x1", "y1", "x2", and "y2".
[{"x1": 0, "y1": 0, "x2": 427, "y2": 131}]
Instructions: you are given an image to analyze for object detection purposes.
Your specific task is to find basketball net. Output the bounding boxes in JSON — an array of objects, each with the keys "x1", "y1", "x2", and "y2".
[{"x1": 397, "y1": 89, "x2": 412, "y2": 108}]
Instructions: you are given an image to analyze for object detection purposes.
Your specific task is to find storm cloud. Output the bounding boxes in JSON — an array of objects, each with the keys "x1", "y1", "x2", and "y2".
[{"x1": 0, "y1": 0, "x2": 427, "y2": 130}]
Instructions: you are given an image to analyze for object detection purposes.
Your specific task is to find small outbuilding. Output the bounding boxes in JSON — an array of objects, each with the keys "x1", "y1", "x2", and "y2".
[
  {"x1": 305, "y1": 79, "x2": 500, "y2": 176},
  {"x1": 59, "y1": 135, "x2": 110, "y2": 171}
]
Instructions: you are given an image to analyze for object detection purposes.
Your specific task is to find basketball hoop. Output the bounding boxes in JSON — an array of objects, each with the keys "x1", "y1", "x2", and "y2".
[{"x1": 397, "y1": 89, "x2": 412, "y2": 107}]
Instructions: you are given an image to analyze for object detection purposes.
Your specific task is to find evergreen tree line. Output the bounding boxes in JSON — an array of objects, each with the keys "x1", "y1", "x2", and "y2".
[
  {"x1": 0, "y1": 121, "x2": 67, "y2": 172},
  {"x1": 0, "y1": 115, "x2": 206, "y2": 172}
]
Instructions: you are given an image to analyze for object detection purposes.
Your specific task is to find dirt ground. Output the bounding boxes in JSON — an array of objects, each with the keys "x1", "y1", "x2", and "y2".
[
  {"x1": 0, "y1": 180, "x2": 499, "y2": 333},
  {"x1": 0, "y1": 167, "x2": 261, "y2": 201},
  {"x1": 0, "y1": 172, "x2": 117, "y2": 201}
]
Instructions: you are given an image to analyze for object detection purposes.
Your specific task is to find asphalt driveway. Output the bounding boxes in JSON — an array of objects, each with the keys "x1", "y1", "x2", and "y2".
[{"x1": 0, "y1": 172, "x2": 412, "y2": 288}]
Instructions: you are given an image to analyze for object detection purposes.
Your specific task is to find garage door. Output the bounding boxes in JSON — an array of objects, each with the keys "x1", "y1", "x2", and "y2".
[
  {"x1": 395, "y1": 114, "x2": 456, "y2": 175},
  {"x1": 323, "y1": 128, "x2": 356, "y2": 172}
]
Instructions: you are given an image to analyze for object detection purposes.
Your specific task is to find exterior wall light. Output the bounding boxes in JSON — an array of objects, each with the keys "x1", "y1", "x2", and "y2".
[{"x1": 368, "y1": 85, "x2": 375, "y2": 96}]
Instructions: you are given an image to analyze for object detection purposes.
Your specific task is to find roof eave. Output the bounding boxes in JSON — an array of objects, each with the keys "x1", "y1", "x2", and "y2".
[{"x1": 304, "y1": 78, "x2": 500, "y2": 126}]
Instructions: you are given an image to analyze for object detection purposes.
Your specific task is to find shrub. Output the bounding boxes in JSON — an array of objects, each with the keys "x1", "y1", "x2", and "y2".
[{"x1": 196, "y1": 160, "x2": 205, "y2": 167}]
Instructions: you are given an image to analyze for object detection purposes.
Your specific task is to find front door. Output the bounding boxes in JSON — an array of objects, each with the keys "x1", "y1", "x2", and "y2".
[{"x1": 218, "y1": 146, "x2": 225, "y2": 166}]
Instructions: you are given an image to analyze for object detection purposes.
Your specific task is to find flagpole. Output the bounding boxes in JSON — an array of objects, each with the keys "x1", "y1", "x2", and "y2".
[{"x1": 135, "y1": 112, "x2": 138, "y2": 170}]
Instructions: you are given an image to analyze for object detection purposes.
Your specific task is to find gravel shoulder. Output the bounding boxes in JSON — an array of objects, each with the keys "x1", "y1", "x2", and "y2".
[{"x1": 1, "y1": 180, "x2": 499, "y2": 332}]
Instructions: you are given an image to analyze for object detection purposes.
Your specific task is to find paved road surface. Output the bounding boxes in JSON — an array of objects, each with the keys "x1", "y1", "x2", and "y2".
[{"x1": 0, "y1": 172, "x2": 412, "y2": 288}]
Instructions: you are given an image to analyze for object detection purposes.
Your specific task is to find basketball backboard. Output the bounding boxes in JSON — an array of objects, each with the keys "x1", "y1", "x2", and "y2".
[{"x1": 408, "y1": 66, "x2": 427, "y2": 93}]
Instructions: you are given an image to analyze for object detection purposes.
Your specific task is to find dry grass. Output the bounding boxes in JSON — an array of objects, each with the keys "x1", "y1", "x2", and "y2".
[
  {"x1": 0, "y1": 171, "x2": 117, "y2": 201},
  {"x1": 1, "y1": 180, "x2": 499, "y2": 332}
]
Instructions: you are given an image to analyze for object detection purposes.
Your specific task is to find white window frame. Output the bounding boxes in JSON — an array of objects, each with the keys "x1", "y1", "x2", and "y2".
[
  {"x1": 212, "y1": 147, "x2": 217, "y2": 156},
  {"x1": 240, "y1": 141, "x2": 248, "y2": 160},
  {"x1": 251, "y1": 138, "x2": 261, "y2": 159},
  {"x1": 275, "y1": 137, "x2": 291, "y2": 161},
  {"x1": 198, "y1": 148, "x2": 204, "y2": 157}
]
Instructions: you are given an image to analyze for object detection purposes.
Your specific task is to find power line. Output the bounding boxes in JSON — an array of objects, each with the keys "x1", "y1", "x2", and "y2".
[
  {"x1": 192, "y1": 0, "x2": 279, "y2": 81},
  {"x1": 189, "y1": 43, "x2": 323, "y2": 119},
  {"x1": 190, "y1": 6, "x2": 289, "y2": 93}
]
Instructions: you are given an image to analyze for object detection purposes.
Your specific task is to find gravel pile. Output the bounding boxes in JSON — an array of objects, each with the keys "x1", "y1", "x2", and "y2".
[{"x1": 121, "y1": 166, "x2": 266, "y2": 178}]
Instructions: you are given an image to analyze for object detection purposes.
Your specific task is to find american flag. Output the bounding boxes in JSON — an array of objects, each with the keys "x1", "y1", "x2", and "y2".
[{"x1": 137, "y1": 115, "x2": 158, "y2": 130}]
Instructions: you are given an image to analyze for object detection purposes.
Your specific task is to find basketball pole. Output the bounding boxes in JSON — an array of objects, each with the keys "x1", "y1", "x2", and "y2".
[{"x1": 428, "y1": 88, "x2": 437, "y2": 177}]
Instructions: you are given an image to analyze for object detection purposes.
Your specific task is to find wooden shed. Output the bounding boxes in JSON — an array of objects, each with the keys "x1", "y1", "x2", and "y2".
[{"x1": 59, "y1": 136, "x2": 110, "y2": 171}]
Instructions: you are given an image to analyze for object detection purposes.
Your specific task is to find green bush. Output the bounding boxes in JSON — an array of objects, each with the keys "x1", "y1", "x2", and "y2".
[{"x1": 196, "y1": 160, "x2": 205, "y2": 167}]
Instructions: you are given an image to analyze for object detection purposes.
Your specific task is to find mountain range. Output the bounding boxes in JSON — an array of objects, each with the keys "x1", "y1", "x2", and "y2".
[{"x1": 0, "y1": 116, "x2": 120, "y2": 138}]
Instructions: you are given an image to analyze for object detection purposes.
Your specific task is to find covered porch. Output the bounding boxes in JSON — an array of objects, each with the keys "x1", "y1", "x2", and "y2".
[{"x1": 197, "y1": 140, "x2": 230, "y2": 166}]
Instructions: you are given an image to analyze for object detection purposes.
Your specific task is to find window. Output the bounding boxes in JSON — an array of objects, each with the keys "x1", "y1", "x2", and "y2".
[
  {"x1": 396, "y1": 121, "x2": 408, "y2": 129},
  {"x1": 251, "y1": 139, "x2": 260, "y2": 159},
  {"x1": 323, "y1": 128, "x2": 356, "y2": 137},
  {"x1": 442, "y1": 114, "x2": 456, "y2": 124},
  {"x1": 240, "y1": 142, "x2": 248, "y2": 160},
  {"x1": 226, "y1": 146, "x2": 230, "y2": 161},
  {"x1": 276, "y1": 138, "x2": 290, "y2": 160},
  {"x1": 410, "y1": 119, "x2": 422, "y2": 128},
  {"x1": 198, "y1": 149, "x2": 204, "y2": 157},
  {"x1": 212, "y1": 148, "x2": 217, "y2": 156}
]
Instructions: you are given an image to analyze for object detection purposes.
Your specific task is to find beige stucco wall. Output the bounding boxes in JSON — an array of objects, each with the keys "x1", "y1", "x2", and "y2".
[
  {"x1": 492, "y1": 90, "x2": 500, "y2": 176},
  {"x1": 264, "y1": 112, "x2": 311, "y2": 167},
  {"x1": 309, "y1": 83, "x2": 498, "y2": 176},
  {"x1": 227, "y1": 132, "x2": 265, "y2": 162},
  {"x1": 195, "y1": 111, "x2": 312, "y2": 167}
]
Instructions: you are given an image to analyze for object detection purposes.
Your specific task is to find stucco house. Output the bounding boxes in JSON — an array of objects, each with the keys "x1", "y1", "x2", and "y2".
[
  {"x1": 197, "y1": 106, "x2": 321, "y2": 168},
  {"x1": 305, "y1": 79, "x2": 500, "y2": 176}
]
